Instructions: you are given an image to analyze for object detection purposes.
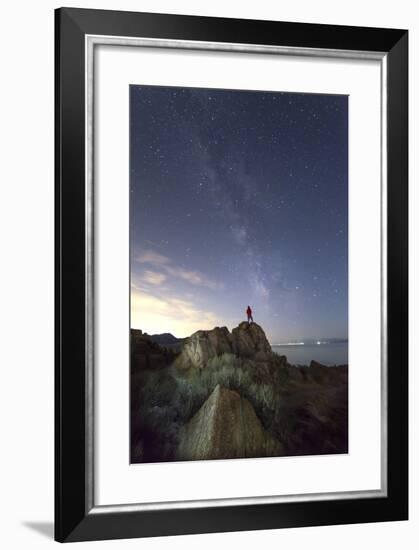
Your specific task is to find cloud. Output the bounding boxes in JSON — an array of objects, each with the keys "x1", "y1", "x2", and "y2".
[
  {"x1": 164, "y1": 265, "x2": 220, "y2": 289},
  {"x1": 142, "y1": 270, "x2": 167, "y2": 286},
  {"x1": 137, "y1": 250, "x2": 170, "y2": 266},
  {"x1": 131, "y1": 286, "x2": 219, "y2": 337},
  {"x1": 137, "y1": 250, "x2": 222, "y2": 290}
]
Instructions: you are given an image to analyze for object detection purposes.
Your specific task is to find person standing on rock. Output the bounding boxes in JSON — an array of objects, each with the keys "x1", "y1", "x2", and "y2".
[{"x1": 246, "y1": 305, "x2": 254, "y2": 323}]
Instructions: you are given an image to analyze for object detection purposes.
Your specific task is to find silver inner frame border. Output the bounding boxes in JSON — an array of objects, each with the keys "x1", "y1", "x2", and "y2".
[{"x1": 85, "y1": 35, "x2": 388, "y2": 515}]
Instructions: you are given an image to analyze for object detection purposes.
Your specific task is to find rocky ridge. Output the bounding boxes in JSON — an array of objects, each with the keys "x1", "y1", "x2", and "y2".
[
  {"x1": 177, "y1": 384, "x2": 282, "y2": 460},
  {"x1": 176, "y1": 321, "x2": 274, "y2": 369}
]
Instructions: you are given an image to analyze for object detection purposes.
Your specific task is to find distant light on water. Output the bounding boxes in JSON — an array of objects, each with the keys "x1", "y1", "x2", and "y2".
[
  {"x1": 272, "y1": 341, "x2": 348, "y2": 366},
  {"x1": 272, "y1": 342, "x2": 305, "y2": 346}
]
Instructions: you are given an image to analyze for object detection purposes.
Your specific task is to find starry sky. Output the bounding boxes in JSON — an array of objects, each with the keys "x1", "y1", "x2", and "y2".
[{"x1": 130, "y1": 85, "x2": 348, "y2": 342}]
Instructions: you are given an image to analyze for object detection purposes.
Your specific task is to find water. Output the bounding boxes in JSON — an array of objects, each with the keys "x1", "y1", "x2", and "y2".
[{"x1": 271, "y1": 342, "x2": 348, "y2": 366}]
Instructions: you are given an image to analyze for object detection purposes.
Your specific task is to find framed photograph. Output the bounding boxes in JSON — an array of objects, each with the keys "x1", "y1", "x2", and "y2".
[{"x1": 55, "y1": 7, "x2": 408, "y2": 542}]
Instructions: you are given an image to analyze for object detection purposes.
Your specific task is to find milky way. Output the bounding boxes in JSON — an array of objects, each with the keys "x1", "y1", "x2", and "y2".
[{"x1": 130, "y1": 85, "x2": 348, "y2": 341}]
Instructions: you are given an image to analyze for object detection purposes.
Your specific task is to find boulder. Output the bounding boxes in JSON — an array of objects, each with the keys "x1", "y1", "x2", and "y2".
[{"x1": 176, "y1": 384, "x2": 282, "y2": 460}]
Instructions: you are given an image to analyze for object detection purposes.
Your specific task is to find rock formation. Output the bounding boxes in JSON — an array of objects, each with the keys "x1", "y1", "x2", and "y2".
[
  {"x1": 179, "y1": 326, "x2": 232, "y2": 369},
  {"x1": 177, "y1": 322, "x2": 274, "y2": 369},
  {"x1": 130, "y1": 322, "x2": 348, "y2": 463},
  {"x1": 231, "y1": 321, "x2": 272, "y2": 358},
  {"x1": 176, "y1": 384, "x2": 282, "y2": 460}
]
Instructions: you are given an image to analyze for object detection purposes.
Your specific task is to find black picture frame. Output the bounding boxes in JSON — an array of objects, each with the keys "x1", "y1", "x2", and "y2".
[{"x1": 55, "y1": 7, "x2": 408, "y2": 543}]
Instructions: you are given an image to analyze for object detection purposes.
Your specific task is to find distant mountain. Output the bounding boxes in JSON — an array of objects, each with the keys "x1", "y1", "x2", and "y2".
[
  {"x1": 148, "y1": 332, "x2": 179, "y2": 345},
  {"x1": 131, "y1": 329, "x2": 179, "y2": 370},
  {"x1": 147, "y1": 332, "x2": 185, "y2": 350}
]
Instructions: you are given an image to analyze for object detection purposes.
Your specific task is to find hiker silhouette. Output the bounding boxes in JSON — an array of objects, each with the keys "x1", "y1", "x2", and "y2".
[{"x1": 246, "y1": 305, "x2": 254, "y2": 323}]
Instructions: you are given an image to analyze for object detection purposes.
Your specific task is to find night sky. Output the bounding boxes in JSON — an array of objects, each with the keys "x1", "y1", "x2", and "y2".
[{"x1": 130, "y1": 85, "x2": 348, "y2": 342}]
